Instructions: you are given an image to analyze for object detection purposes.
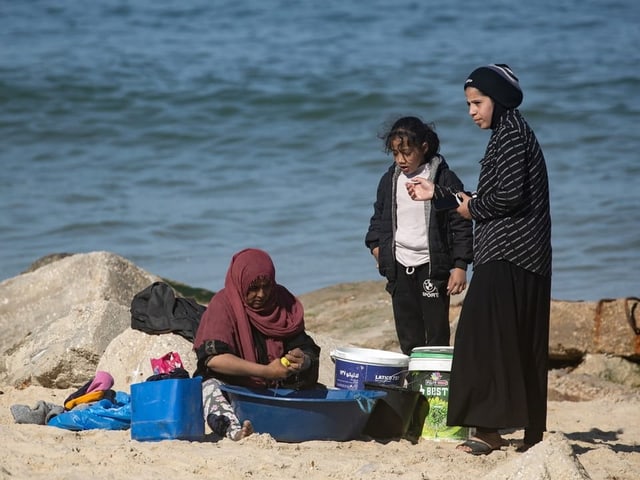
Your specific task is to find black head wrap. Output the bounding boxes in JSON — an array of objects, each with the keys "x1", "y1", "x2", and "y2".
[{"x1": 464, "y1": 64, "x2": 523, "y2": 109}]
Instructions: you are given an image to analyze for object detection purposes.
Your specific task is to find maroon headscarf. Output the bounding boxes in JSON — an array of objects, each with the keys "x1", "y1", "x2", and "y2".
[{"x1": 195, "y1": 248, "x2": 305, "y2": 369}]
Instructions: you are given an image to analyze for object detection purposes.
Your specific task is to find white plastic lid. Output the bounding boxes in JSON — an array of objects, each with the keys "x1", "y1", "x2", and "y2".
[{"x1": 329, "y1": 346, "x2": 409, "y2": 366}]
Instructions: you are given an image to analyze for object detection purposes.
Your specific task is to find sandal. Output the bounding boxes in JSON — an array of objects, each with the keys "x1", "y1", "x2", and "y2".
[{"x1": 456, "y1": 438, "x2": 499, "y2": 456}]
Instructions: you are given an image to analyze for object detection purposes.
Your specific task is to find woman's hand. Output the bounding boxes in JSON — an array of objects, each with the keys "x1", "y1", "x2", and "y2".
[
  {"x1": 282, "y1": 348, "x2": 310, "y2": 372},
  {"x1": 265, "y1": 357, "x2": 293, "y2": 380},
  {"x1": 405, "y1": 177, "x2": 435, "y2": 200},
  {"x1": 456, "y1": 192, "x2": 473, "y2": 219}
]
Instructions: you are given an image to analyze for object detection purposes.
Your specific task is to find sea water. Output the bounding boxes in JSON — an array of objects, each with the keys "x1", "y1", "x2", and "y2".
[{"x1": 1, "y1": 0, "x2": 638, "y2": 301}]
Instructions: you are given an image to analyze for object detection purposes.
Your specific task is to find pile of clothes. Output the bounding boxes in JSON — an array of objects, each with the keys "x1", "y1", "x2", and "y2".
[{"x1": 10, "y1": 371, "x2": 131, "y2": 431}]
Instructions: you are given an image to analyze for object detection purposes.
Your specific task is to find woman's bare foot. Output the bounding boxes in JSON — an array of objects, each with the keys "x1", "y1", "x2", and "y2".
[{"x1": 229, "y1": 420, "x2": 254, "y2": 441}]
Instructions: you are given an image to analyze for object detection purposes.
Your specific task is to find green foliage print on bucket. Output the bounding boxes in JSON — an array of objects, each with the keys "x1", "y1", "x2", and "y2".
[{"x1": 409, "y1": 365, "x2": 468, "y2": 442}]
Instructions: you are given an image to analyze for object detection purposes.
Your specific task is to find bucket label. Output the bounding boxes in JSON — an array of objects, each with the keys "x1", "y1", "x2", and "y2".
[
  {"x1": 409, "y1": 369, "x2": 468, "y2": 442},
  {"x1": 334, "y1": 359, "x2": 406, "y2": 390}
]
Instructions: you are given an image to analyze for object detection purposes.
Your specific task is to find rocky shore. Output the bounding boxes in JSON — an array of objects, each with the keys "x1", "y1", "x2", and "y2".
[{"x1": 0, "y1": 251, "x2": 638, "y2": 480}]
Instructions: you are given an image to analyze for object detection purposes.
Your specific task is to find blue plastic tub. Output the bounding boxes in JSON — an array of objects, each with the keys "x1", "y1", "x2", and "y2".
[
  {"x1": 130, "y1": 377, "x2": 204, "y2": 442},
  {"x1": 219, "y1": 385, "x2": 387, "y2": 442}
]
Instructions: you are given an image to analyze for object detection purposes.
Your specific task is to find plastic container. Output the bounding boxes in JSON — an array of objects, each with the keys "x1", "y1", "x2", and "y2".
[
  {"x1": 362, "y1": 382, "x2": 429, "y2": 441},
  {"x1": 407, "y1": 347, "x2": 468, "y2": 442},
  {"x1": 130, "y1": 377, "x2": 204, "y2": 442},
  {"x1": 220, "y1": 384, "x2": 386, "y2": 442},
  {"x1": 329, "y1": 347, "x2": 409, "y2": 390}
]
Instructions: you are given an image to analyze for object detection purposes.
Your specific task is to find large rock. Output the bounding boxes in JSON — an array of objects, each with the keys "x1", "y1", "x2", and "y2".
[
  {"x1": 97, "y1": 328, "x2": 198, "y2": 391},
  {"x1": 301, "y1": 282, "x2": 640, "y2": 361},
  {"x1": 0, "y1": 252, "x2": 161, "y2": 387},
  {"x1": 481, "y1": 432, "x2": 592, "y2": 480},
  {"x1": 548, "y1": 353, "x2": 640, "y2": 401},
  {"x1": 3, "y1": 301, "x2": 130, "y2": 388}
]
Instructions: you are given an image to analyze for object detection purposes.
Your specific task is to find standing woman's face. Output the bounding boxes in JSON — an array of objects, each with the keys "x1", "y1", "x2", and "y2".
[
  {"x1": 245, "y1": 276, "x2": 274, "y2": 310},
  {"x1": 465, "y1": 87, "x2": 494, "y2": 130}
]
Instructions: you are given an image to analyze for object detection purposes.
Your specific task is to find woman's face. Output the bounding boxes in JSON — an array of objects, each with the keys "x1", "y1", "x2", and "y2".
[
  {"x1": 390, "y1": 137, "x2": 428, "y2": 176},
  {"x1": 465, "y1": 87, "x2": 494, "y2": 129},
  {"x1": 245, "y1": 276, "x2": 274, "y2": 310}
]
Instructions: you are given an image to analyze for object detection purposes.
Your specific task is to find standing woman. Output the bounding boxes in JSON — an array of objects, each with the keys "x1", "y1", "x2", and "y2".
[{"x1": 407, "y1": 64, "x2": 552, "y2": 454}]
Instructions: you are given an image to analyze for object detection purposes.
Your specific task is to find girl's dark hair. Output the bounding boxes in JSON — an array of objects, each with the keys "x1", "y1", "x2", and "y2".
[{"x1": 380, "y1": 116, "x2": 440, "y2": 163}]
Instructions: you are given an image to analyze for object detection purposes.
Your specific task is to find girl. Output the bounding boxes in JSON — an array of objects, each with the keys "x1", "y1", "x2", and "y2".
[{"x1": 365, "y1": 116, "x2": 473, "y2": 355}]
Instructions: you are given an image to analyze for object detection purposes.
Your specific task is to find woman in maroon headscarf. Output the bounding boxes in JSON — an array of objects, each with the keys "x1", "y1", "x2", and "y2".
[{"x1": 194, "y1": 248, "x2": 320, "y2": 440}]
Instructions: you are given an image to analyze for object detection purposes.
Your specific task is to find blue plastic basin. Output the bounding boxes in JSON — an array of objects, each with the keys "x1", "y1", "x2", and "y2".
[{"x1": 219, "y1": 385, "x2": 387, "y2": 442}]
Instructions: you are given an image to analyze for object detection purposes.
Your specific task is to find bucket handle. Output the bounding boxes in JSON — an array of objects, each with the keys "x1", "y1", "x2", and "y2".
[{"x1": 354, "y1": 394, "x2": 377, "y2": 414}]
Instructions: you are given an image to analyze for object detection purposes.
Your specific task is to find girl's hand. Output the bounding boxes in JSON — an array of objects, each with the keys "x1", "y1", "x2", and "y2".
[
  {"x1": 406, "y1": 178, "x2": 435, "y2": 200},
  {"x1": 447, "y1": 267, "x2": 467, "y2": 295},
  {"x1": 371, "y1": 247, "x2": 380, "y2": 269}
]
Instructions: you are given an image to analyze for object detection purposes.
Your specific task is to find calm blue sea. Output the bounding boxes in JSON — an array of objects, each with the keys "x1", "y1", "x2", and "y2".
[{"x1": 1, "y1": 0, "x2": 639, "y2": 301}]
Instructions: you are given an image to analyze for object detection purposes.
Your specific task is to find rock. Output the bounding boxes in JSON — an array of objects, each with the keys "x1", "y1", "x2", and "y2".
[
  {"x1": 548, "y1": 354, "x2": 640, "y2": 401},
  {"x1": 481, "y1": 432, "x2": 592, "y2": 480},
  {"x1": 3, "y1": 301, "x2": 130, "y2": 388},
  {"x1": 573, "y1": 353, "x2": 640, "y2": 388},
  {"x1": 300, "y1": 281, "x2": 402, "y2": 352},
  {"x1": 549, "y1": 298, "x2": 640, "y2": 361},
  {"x1": 0, "y1": 251, "x2": 161, "y2": 387},
  {"x1": 97, "y1": 328, "x2": 198, "y2": 391}
]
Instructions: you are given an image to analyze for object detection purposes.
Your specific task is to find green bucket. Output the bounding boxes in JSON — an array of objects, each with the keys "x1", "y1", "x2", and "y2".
[{"x1": 407, "y1": 347, "x2": 468, "y2": 442}]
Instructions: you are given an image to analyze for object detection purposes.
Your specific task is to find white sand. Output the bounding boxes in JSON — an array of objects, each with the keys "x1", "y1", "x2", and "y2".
[{"x1": 1, "y1": 382, "x2": 638, "y2": 480}]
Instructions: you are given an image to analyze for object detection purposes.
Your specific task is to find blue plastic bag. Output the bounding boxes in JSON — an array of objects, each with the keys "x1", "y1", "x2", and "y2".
[{"x1": 48, "y1": 391, "x2": 131, "y2": 431}]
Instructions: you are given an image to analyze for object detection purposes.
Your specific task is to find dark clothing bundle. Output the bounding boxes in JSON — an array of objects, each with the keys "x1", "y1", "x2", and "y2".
[{"x1": 130, "y1": 281, "x2": 206, "y2": 342}]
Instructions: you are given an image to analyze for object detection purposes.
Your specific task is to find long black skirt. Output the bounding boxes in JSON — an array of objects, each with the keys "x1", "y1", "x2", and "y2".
[{"x1": 447, "y1": 261, "x2": 551, "y2": 440}]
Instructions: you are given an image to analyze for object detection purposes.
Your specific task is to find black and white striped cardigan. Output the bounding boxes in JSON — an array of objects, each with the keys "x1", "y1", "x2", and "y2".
[{"x1": 468, "y1": 109, "x2": 552, "y2": 277}]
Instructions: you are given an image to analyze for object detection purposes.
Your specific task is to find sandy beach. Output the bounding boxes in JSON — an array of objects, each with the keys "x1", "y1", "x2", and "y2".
[
  {"x1": 1, "y1": 379, "x2": 638, "y2": 480},
  {"x1": 1, "y1": 264, "x2": 638, "y2": 480},
  {"x1": 2, "y1": 317, "x2": 639, "y2": 480}
]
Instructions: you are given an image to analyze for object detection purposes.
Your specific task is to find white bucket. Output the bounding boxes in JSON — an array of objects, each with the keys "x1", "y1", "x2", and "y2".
[{"x1": 330, "y1": 347, "x2": 409, "y2": 390}]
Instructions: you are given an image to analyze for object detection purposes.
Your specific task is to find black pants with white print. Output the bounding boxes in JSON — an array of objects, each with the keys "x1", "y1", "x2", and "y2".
[{"x1": 391, "y1": 261, "x2": 450, "y2": 355}]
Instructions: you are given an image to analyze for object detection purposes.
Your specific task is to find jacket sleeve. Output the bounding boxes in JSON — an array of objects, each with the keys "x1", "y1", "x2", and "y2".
[
  {"x1": 442, "y1": 169, "x2": 474, "y2": 270},
  {"x1": 365, "y1": 173, "x2": 388, "y2": 251}
]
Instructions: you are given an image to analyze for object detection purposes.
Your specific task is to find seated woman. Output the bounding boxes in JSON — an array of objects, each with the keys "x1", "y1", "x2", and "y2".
[{"x1": 193, "y1": 248, "x2": 321, "y2": 441}]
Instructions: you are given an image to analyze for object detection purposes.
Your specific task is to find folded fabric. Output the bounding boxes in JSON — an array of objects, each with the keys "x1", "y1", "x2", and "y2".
[
  {"x1": 145, "y1": 367, "x2": 190, "y2": 382},
  {"x1": 64, "y1": 390, "x2": 106, "y2": 410},
  {"x1": 64, "y1": 371, "x2": 115, "y2": 409},
  {"x1": 11, "y1": 401, "x2": 64, "y2": 425},
  {"x1": 87, "y1": 371, "x2": 114, "y2": 393}
]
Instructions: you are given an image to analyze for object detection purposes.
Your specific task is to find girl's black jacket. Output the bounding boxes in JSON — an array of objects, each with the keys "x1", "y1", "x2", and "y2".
[{"x1": 365, "y1": 155, "x2": 473, "y2": 292}]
